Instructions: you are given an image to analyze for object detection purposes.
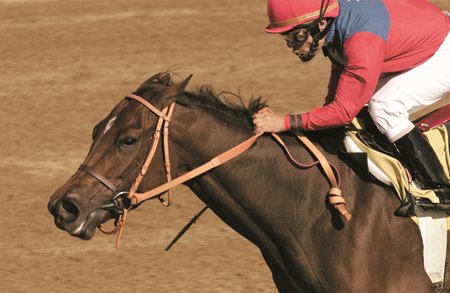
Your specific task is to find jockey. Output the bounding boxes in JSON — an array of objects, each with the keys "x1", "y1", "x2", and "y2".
[{"x1": 253, "y1": 0, "x2": 450, "y2": 210}]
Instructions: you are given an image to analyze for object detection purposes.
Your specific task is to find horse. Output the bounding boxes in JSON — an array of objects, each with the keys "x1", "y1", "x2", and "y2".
[{"x1": 48, "y1": 72, "x2": 449, "y2": 292}]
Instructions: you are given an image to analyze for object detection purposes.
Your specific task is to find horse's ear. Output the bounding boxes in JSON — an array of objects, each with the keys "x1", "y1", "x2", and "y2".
[
  {"x1": 161, "y1": 74, "x2": 193, "y2": 102},
  {"x1": 178, "y1": 74, "x2": 193, "y2": 92}
]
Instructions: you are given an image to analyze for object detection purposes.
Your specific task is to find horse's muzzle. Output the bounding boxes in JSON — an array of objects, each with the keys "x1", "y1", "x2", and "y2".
[
  {"x1": 48, "y1": 193, "x2": 81, "y2": 228},
  {"x1": 48, "y1": 191, "x2": 113, "y2": 239}
]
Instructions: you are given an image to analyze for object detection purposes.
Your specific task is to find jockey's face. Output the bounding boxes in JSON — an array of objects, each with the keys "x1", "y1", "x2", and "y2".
[{"x1": 282, "y1": 20, "x2": 328, "y2": 61}]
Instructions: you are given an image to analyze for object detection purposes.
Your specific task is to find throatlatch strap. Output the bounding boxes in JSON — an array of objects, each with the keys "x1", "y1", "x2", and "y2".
[{"x1": 161, "y1": 102, "x2": 176, "y2": 207}]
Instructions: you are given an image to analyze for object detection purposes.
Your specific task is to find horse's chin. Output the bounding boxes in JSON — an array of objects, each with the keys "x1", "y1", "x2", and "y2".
[{"x1": 69, "y1": 209, "x2": 114, "y2": 240}]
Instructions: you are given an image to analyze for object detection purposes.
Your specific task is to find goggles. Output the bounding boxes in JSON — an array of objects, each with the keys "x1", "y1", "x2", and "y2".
[{"x1": 281, "y1": 28, "x2": 309, "y2": 46}]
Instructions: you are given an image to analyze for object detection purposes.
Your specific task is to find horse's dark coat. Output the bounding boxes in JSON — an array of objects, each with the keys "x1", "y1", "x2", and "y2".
[{"x1": 49, "y1": 72, "x2": 448, "y2": 292}]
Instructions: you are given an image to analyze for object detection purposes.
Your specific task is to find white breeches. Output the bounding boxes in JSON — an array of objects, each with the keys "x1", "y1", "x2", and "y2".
[{"x1": 368, "y1": 32, "x2": 450, "y2": 143}]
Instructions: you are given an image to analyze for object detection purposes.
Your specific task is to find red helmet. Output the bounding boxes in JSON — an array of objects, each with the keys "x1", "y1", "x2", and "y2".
[{"x1": 265, "y1": 0, "x2": 340, "y2": 34}]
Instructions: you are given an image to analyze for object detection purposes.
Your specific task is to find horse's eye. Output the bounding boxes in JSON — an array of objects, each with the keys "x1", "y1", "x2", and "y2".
[{"x1": 121, "y1": 137, "x2": 138, "y2": 147}]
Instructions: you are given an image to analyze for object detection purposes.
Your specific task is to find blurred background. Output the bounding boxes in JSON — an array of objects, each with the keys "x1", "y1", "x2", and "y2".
[{"x1": 1, "y1": 0, "x2": 449, "y2": 292}]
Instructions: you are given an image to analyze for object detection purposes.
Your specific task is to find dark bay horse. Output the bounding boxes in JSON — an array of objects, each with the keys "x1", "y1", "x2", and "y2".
[{"x1": 48, "y1": 72, "x2": 448, "y2": 292}]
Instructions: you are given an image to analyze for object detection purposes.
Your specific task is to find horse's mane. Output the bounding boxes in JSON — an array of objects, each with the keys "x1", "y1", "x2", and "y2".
[
  {"x1": 136, "y1": 72, "x2": 268, "y2": 126},
  {"x1": 176, "y1": 87, "x2": 267, "y2": 125}
]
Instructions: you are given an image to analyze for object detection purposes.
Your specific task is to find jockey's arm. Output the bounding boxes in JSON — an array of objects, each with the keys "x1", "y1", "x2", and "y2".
[
  {"x1": 324, "y1": 63, "x2": 344, "y2": 105},
  {"x1": 253, "y1": 33, "x2": 386, "y2": 134},
  {"x1": 300, "y1": 32, "x2": 385, "y2": 131}
]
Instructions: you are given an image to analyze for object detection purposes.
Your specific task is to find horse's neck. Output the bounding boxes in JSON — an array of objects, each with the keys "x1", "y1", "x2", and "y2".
[
  {"x1": 173, "y1": 109, "x2": 336, "y2": 229},
  {"x1": 171, "y1": 106, "x2": 255, "y2": 167}
]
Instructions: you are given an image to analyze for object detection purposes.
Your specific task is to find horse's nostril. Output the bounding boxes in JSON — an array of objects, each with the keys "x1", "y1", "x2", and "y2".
[
  {"x1": 62, "y1": 200, "x2": 78, "y2": 215},
  {"x1": 57, "y1": 199, "x2": 80, "y2": 223}
]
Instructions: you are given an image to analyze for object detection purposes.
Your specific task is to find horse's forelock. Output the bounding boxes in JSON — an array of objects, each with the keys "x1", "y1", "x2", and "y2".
[{"x1": 135, "y1": 72, "x2": 174, "y2": 96}]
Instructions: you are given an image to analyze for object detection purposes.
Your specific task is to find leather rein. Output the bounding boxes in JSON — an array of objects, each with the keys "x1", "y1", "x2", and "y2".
[{"x1": 79, "y1": 93, "x2": 352, "y2": 248}]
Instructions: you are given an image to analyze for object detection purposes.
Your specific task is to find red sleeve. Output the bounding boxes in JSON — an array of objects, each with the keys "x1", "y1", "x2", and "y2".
[
  {"x1": 302, "y1": 32, "x2": 386, "y2": 130},
  {"x1": 324, "y1": 63, "x2": 344, "y2": 105}
]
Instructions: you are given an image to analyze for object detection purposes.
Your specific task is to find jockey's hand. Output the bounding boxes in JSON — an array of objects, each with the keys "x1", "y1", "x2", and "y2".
[{"x1": 252, "y1": 110, "x2": 285, "y2": 133}]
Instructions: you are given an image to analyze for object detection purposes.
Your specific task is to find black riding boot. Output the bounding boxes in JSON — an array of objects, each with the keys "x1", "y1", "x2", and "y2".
[{"x1": 394, "y1": 127, "x2": 450, "y2": 209}]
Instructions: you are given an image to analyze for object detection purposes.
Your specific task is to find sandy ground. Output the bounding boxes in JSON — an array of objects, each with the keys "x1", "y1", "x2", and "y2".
[{"x1": 1, "y1": 0, "x2": 449, "y2": 292}]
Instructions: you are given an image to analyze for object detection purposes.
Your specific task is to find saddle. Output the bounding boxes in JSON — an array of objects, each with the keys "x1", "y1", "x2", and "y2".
[
  {"x1": 325, "y1": 104, "x2": 450, "y2": 287},
  {"x1": 310, "y1": 105, "x2": 450, "y2": 207},
  {"x1": 354, "y1": 104, "x2": 450, "y2": 156}
]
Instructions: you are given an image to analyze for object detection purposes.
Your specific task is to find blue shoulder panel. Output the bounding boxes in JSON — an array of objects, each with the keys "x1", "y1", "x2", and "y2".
[{"x1": 332, "y1": 0, "x2": 390, "y2": 45}]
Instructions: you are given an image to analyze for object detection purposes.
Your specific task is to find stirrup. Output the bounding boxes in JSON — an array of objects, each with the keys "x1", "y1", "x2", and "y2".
[
  {"x1": 394, "y1": 192, "x2": 424, "y2": 217},
  {"x1": 414, "y1": 196, "x2": 450, "y2": 211},
  {"x1": 394, "y1": 203, "x2": 414, "y2": 217},
  {"x1": 394, "y1": 193, "x2": 450, "y2": 217}
]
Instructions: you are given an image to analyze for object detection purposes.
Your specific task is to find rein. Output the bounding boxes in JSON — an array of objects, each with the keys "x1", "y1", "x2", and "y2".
[
  {"x1": 82, "y1": 93, "x2": 351, "y2": 248},
  {"x1": 271, "y1": 132, "x2": 351, "y2": 221}
]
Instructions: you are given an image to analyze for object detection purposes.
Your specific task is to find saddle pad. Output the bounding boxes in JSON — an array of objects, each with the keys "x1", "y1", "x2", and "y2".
[{"x1": 418, "y1": 210, "x2": 447, "y2": 284}]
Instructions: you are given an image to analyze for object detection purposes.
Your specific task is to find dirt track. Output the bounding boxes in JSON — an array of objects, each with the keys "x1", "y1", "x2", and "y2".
[{"x1": 2, "y1": 0, "x2": 449, "y2": 292}]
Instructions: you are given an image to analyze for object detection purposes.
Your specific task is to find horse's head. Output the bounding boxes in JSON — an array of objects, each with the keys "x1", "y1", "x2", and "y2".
[{"x1": 48, "y1": 72, "x2": 191, "y2": 240}]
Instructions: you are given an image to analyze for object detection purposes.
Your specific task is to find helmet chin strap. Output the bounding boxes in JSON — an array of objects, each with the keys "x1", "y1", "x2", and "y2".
[
  {"x1": 299, "y1": 19, "x2": 334, "y2": 62},
  {"x1": 298, "y1": 0, "x2": 334, "y2": 62},
  {"x1": 299, "y1": 38, "x2": 319, "y2": 62}
]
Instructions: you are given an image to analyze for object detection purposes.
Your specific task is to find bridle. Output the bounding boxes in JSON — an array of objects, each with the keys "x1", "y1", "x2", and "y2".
[
  {"x1": 78, "y1": 93, "x2": 177, "y2": 247},
  {"x1": 78, "y1": 92, "x2": 263, "y2": 247},
  {"x1": 79, "y1": 92, "x2": 352, "y2": 248}
]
